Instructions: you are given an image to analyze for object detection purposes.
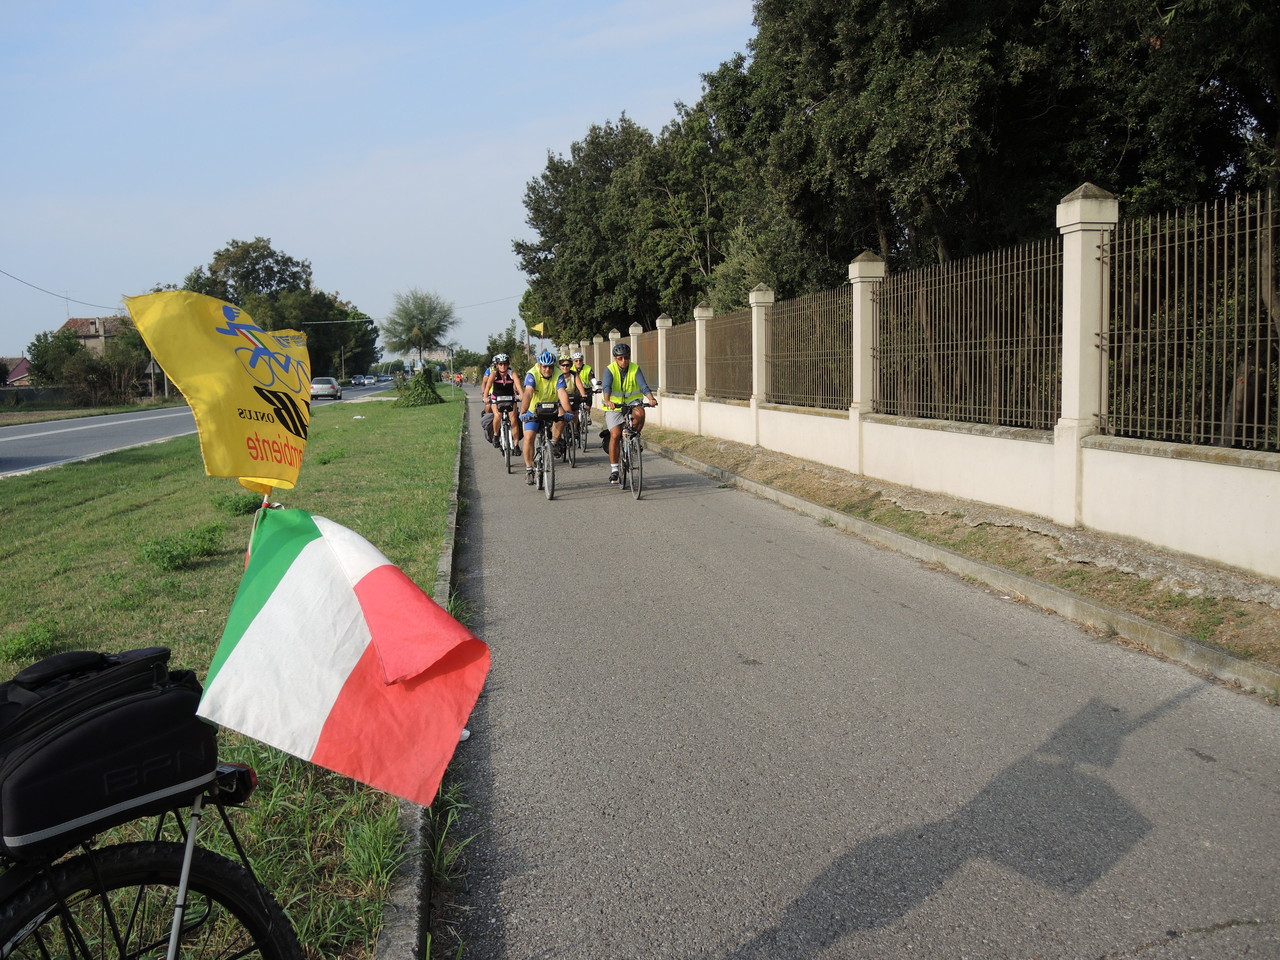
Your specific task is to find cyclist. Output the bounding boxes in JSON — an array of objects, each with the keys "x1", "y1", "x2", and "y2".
[
  {"x1": 558, "y1": 355, "x2": 591, "y2": 444},
  {"x1": 570, "y1": 351, "x2": 597, "y2": 425},
  {"x1": 601, "y1": 341, "x2": 657, "y2": 484},
  {"x1": 479, "y1": 359, "x2": 496, "y2": 442},
  {"x1": 482, "y1": 354, "x2": 522, "y2": 449},
  {"x1": 520, "y1": 350, "x2": 574, "y2": 485}
]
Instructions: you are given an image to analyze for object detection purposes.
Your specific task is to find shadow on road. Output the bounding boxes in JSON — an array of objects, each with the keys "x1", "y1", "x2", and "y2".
[{"x1": 717, "y1": 685, "x2": 1207, "y2": 959}]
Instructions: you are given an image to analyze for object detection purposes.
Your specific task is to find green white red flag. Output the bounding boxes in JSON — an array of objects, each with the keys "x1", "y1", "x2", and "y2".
[{"x1": 198, "y1": 508, "x2": 489, "y2": 806}]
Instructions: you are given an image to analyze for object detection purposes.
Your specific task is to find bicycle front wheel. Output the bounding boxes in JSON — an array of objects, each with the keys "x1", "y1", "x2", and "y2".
[
  {"x1": 629, "y1": 435, "x2": 643, "y2": 499},
  {"x1": 544, "y1": 437, "x2": 556, "y2": 499},
  {"x1": 0, "y1": 841, "x2": 302, "y2": 960},
  {"x1": 503, "y1": 423, "x2": 513, "y2": 473}
]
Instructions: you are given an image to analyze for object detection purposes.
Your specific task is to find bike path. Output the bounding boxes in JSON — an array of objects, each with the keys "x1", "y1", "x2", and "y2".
[{"x1": 449, "y1": 387, "x2": 1280, "y2": 959}]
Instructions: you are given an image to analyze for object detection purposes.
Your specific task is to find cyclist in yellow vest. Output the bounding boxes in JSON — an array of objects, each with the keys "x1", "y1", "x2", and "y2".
[
  {"x1": 519, "y1": 350, "x2": 574, "y2": 485},
  {"x1": 601, "y1": 341, "x2": 657, "y2": 484}
]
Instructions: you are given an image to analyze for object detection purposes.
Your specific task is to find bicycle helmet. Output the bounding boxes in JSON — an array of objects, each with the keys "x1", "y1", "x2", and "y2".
[
  {"x1": 537, "y1": 350, "x2": 557, "y2": 366},
  {"x1": 493, "y1": 353, "x2": 509, "y2": 364},
  {"x1": 612, "y1": 342, "x2": 631, "y2": 357},
  {"x1": 571, "y1": 352, "x2": 584, "y2": 360}
]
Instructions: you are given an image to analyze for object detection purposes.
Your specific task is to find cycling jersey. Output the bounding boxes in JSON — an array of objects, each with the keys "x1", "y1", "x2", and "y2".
[{"x1": 489, "y1": 370, "x2": 518, "y2": 398}]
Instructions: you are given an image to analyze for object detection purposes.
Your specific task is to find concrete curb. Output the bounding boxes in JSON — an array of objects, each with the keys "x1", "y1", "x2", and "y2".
[
  {"x1": 375, "y1": 394, "x2": 468, "y2": 960},
  {"x1": 651, "y1": 441, "x2": 1280, "y2": 699}
]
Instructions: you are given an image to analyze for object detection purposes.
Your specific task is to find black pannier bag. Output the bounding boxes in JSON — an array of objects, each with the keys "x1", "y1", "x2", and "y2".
[{"x1": 0, "y1": 646, "x2": 218, "y2": 858}]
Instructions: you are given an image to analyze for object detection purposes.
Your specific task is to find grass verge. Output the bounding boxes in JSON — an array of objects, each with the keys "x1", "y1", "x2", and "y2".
[{"x1": 0, "y1": 394, "x2": 466, "y2": 959}]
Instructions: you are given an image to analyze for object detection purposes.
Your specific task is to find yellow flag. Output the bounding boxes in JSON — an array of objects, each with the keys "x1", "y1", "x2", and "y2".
[
  {"x1": 530, "y1": 322, "x2": 545, "y2": 334},
  {"x1": 125, "y1": 291, "x2": 311, "y2": 494}
]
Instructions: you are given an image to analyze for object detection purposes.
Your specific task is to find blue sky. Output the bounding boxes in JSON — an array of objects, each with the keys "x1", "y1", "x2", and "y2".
[{"x1": 1, "y1": 1, "x2": 756, "y2": 359}]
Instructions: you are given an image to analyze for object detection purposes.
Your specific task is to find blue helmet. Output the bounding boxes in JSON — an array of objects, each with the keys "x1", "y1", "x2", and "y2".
[{"x1": 537, "y1": 350, "x2": 557, "y2": 366}]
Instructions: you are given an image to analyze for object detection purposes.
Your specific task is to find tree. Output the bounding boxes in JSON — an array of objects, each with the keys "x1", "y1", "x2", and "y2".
[
  {"x1": 484, "y1": 320, "x2": 533, "y2": 374},
  {"x1": 26, "y1": 328, "x2": 87, "y2": 386},
  {"x1": 380, "y1": 289, "x2": 457, "y2": 370},
  {"x1": 183, "y1": 237, "x2": 312, "y2": 305}
]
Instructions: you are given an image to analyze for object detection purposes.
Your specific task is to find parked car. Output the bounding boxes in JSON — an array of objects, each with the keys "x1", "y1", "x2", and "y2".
[{"x1": 310, "y1": 377, "x2": 342, "y2": 400}]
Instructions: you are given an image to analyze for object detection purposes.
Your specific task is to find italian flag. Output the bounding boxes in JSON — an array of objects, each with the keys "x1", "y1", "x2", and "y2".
[{"x1": 198, "y1": 509, "x2": 489, "y2": 807}]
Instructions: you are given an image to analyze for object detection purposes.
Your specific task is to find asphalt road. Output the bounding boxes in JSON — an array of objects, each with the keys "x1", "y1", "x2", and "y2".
[
  {"x1": 0, "y1": 386, "x2": 385, "y2": 477},
  {"x1": 0, "y1": 407, "x2": 198, "y2": 477},
  {"x1": 451, "y1": 387, "x2": 1278, "y2": 960}
]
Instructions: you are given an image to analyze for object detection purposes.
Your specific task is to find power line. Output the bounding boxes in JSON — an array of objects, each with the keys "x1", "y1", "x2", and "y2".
[{"x1": 0, "y1": 267, "x2": 121, "y2": 311}]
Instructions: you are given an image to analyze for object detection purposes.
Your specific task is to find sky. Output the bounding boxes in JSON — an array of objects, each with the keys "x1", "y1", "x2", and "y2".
[{"x1": 0, "y1": 0, "x2": 757, "y2": 360}]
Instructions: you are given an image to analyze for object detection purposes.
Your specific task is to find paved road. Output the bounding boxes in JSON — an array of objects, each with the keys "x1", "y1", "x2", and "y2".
[
  {"x1": 0, "y1": 407, "x2": 198, "y2": 477},
  {"x1": 450, "y1": 388, "x2": 1279, "y2": 959},
  {"x1": 0, "y1": 386, "x2": 387, "y2": 478}
]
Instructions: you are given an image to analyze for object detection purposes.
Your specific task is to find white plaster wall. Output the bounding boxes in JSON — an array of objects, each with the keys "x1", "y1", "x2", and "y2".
[
  {"x1": 861, "y1": 420, "x2": 1056, "y2": 518},
  {"x1": 1081, "y1": 446, "x2": 1280, "y2": 580},
  {"x1": 655, "y1": 395, "x2": 699, "y2": 434},
  {"x1": 699, "y1": 401, "x2": 755, "y2": 446},
  {"x1": 759, "y1": 407, "x2": 858, "y2": 474}
]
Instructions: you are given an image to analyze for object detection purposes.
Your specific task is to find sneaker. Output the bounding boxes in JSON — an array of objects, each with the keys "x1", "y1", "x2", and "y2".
[
  {"x1": 526, "y1": 468, "x2": 535, "y2": 485},
  {"x1": 609, "y1": 470, "x2": 619, "y2": 484}
]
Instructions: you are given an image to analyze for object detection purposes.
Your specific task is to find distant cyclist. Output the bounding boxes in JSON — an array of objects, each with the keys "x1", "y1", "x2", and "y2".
[
  {"x1": 482, "y1": 354, "x2": 522, "y2": 449},
  {"x1": 520, "y1": 350, "x2": 574, "y2": 485},
  {"x1": 601, "y1": 342, "x2": 657, "y2": 484}
]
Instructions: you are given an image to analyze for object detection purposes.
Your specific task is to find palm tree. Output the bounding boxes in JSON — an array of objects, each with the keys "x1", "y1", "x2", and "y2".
[{"x1": 380, "y1": 289, "x2": 457, "y2": 371}]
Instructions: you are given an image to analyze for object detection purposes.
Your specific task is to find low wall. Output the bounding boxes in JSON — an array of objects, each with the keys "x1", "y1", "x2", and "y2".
[
  {"x1": 861, "y1": 416, "x2": 1057, "y2": 520},
  {"x1": 652, "y1": 395, "x2": 1279, "y2": 582},
  {"x1": 1081, "y1": 437, "x2": 1280, "y2": 580}
]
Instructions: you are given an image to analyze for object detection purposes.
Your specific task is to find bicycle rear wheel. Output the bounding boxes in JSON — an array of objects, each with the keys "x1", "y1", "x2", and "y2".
[{"x1": 0, "y1": 841, "x2": 302, "y2": 959}]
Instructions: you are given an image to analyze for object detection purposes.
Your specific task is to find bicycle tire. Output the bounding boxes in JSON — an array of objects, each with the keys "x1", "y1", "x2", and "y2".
[
  {"x1": 630, "y1": 435, "x2": 643, "y2": 499},
  {"x1": 0, "y1": 841, "x2": 302, "y2": 960},
  {"x1": 566, "y1": 424, "x2": 577, "y2": 468},
  {"x1": 544, "y1": 436, "x2": 556, "y2": 499},
  {"x1": 503, "y1": 423, "x2": 513, "y2": 473}
]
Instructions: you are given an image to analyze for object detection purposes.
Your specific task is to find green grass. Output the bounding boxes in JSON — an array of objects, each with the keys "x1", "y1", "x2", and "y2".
[{"x1": 0, "y1": 395, "x2": 466, "y2": 959}]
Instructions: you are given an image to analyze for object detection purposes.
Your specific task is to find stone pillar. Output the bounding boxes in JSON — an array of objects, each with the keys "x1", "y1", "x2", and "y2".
[
  {"x1": 693, "y1": 301, "x2": 712, "y2": 436},
  {"x1": 749, "y1": 283, "x2": 775, "y2": 446},
  {"x1": 1053, "y1": 183, "x2": 1119, "y2": 526},
  {"x1": 849, "y1": 252, "x2": 886, "y2": 475},
  {"x1": 628, "y1": 321, "x2": 644, "y2": 361},
  {"x1": 592, "y1": 334, "x2": 604, "y2": 374},
  {"x1": 655, "y1": 313, "x2": 672, "y2": 402}
]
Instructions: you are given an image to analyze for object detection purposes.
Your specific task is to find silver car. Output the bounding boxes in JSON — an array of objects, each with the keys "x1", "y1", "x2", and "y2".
[{"x1": 310, "y1": 377, "x2": 342, "y2": 400}]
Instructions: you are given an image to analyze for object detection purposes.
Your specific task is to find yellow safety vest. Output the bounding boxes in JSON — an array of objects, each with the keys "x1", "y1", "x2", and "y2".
[
  {"x1": 606, "y1": 361, "x2": 642, "y2": 406},
  {"x1": 526, "y1": 367, "x2": 564, "y2": 406}
]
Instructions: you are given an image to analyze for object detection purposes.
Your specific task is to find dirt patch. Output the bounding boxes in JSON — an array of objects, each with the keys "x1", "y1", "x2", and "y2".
[{"x1": 646, "y1": 427, "x2": 1280, "y2": 679}]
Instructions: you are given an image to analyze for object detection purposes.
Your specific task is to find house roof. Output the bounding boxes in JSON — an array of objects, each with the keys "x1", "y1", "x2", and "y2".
[
  {"x1": 59, "y1": 316, "x2": 129, "y2": 337},
  {"x1": 2, "y1": 357, "x2": 30, "y2": 385}
]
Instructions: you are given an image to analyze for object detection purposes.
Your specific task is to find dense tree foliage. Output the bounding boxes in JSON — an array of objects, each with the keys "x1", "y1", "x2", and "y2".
[
  {"x1": 26, "y1": 328, "x2": 87, "y2": 387},
  {"x1": 514, "y1": 0, "x2": 1278, "y2": 336}
]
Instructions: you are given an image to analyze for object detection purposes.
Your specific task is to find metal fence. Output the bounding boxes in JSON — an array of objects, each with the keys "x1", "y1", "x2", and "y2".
[
  {"x1": 767, "y1": 286, "x2": 854, "y2": 409},
  {"x1": 705, "y1": 307, "x2": 753, "y2": 401},
  {"x1": 665, "y1": 320, "x2": 697, "y2": 395},
  {"x1": 874, "y1": 238, "x2": 1064, "y2": 429},
  {"x1": 636, "y1": 328, "x2": 659, "y2": 390},
  {"x1": 1103, "y1": 190, "x2": 1278, "y2": 451}
]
